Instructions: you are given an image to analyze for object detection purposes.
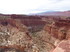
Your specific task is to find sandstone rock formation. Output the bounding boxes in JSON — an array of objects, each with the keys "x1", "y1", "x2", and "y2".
[
  {"x1": 51, "y1": 40, "x2": 70, "y2": 52},
  {"x1": 0, "y1": 18, "x2": 51, "y2": 52},
  {"x1": 0, "y1": 14, "x2": 70, "y2": 52},
  {"x1": 43, "y1": 19, "x2": 70, "y2": 52},
  {"x1": 0, "y1": 18, "x2": 34, "y2": 52}
]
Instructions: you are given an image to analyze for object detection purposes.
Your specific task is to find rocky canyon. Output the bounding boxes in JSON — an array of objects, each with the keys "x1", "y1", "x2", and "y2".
[{"x1": 0, "y1": 14, "x2": 70, "y2": 52}]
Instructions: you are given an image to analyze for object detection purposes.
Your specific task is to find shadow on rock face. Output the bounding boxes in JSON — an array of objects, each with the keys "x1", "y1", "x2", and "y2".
[
  {"x1": 1, "y1": 21, "x2": 8, "y2": 26},
  {"x1": 0, "y1": 48, "x2": 21, "y2": 52}
]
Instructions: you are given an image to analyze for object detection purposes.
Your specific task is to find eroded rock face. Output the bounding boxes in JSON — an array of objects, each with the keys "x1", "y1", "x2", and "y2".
[
  {"x1": 44, "y1": 19, "x2": 70, "y2": 46},
  {"x1": 0, "y1": 18, "x2": 34, "y2": 52},
  {"x1": 51, "y1": 40, "x2": 70, "y2": 52},
  {"x1": 1, "y1": 15, "x2": 70, "y2": 52},
  {"x1": 0, "y1": 18, "x2": 52, "y2": 52},
  {"x1": 31, "y1": 30, "x2": 56, "y2": 52},
  {"x1": 43, "y1": 19, "x2": 70, "y2": 52}
]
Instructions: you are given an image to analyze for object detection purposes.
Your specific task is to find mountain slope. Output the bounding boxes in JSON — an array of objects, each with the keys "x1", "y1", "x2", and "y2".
[{"x1": 35, "y1": 11, "x2": 70, "y2": 16}]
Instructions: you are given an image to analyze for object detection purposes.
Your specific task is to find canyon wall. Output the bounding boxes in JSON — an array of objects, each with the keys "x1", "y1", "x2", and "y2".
[{"x1": 0, "y1": 14, "x2": 70, "y2": 52}]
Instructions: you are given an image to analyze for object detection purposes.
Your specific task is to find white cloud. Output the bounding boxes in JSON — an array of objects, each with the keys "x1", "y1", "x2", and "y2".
[
  {"x1": 0, "y1": 0, "x2": 69, "y2": 14},
  {"x1": 49, "y1": 0, "x2": 70, "y2": 11}
]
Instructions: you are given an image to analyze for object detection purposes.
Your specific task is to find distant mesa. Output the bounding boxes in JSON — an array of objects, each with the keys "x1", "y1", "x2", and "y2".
[{"x1": 32, "y1": 10, "x2": 70, "y2": 16}]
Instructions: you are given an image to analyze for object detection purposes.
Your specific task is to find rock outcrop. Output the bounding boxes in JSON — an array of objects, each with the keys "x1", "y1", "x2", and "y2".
[
  {"x1": 50, "y1": 40, "x2": 70, "y2": 52},
  {"x1": 43, "y1": 19, "x2": 70, "y2": 52},
  {"x1": 0, "y1": 14, "x2": 70, "y2": 52},
  {"x1": 0, "y1": 18, "x2": 34, "y2": 52}
]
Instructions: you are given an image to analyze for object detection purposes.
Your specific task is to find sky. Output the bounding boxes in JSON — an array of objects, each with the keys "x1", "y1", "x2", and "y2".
[{"x1": 0, "y1": 0, "x2": 70, "y2": 14}]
